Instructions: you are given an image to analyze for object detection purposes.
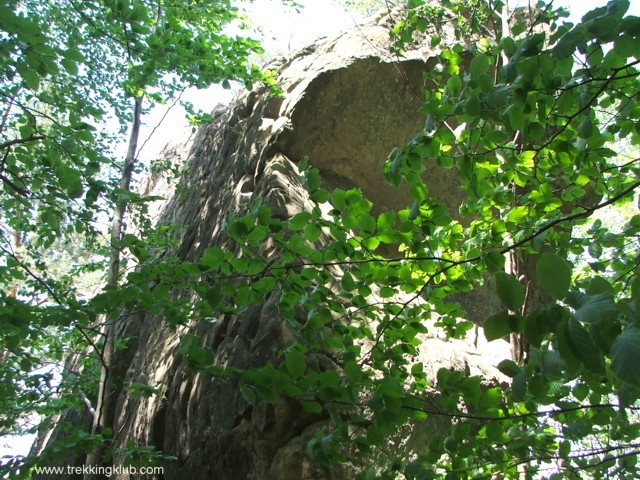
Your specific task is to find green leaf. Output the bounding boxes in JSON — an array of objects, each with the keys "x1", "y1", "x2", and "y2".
[
  {"x1": 254, "y1": 383, "x2": 277, "y2": 404},
  {"x1": 553, "y1": 28, "x2": 585, "y2": 59},
  {"x1": 64, "y1": 47, "x2": 84, "y2": 62},
  {"x1": 484, "y1": 313, "x2": 512, "y2": 341},
  {"x1": 289, "y1": 211, "x2": 312, "y2": 230},
  {"x1": 478, "y1": 387, "x2": 502, "y2": 410},
  {"x1": 485, "y1": 421, "x2": 503, "y2": 442},
  {"x1": 611, "y1": 327, "x2": 640, "y2": 386},
  {"x1": 542, "y1": 350, "x2": 566, "y2": 376},
  {"x1": 588, "y1": 242, "x2": 603, "y2": 259},
  {"x1": 507, "y1": 105, "x2": 525, "y2": 129},
  {"x1": 567, "y1": 317, "x2": 604, "y2": 374},
  {"x1": 285, "y1": 349, "x2": 306, "y2": 379},
  {"x1": 526, "y1": 122, "x2": 544, "y2": 141},
  {"x1": 377, "y1": 211, "x2": 396, "y2": 231},
  {"x1": 200, "y1": 247, "x2": 224, "y2": 269},
  {"x1": 67, "y1": 175, "x2": 84, "y2": 198},
  {"x1": 253, "y1": 277, "x2": 276, "y2": 295},
  {"x1": 318, "y1": 370, "x2": 340, "y2": 390},
  {"x1": 577, "y1": 117, "x2": 594, "y2": 138},
  {"x1": 497, "y1": 359, "x2": 520, "y2": 378},
  {"x1": 520, "y1": 32, "x2": 545, "y2": 57},
  {"x1": 465, "y1": 96, "x2": 481, "y2": 116},
  {"x1": 21, "y1": 69, "x2": 40, "y2": 90},
  {"x1": 300, "y1": 400, "x2": 323, "y2": 413},
  {"x1": 409, "y1": 183, "x2": 428, "y2": 204},
  {"x1": 345, "y1": 361, "x2": 362, "y2": 382},
  {"x1": 587, "y1": 276, "x2": 613, "y2": 295},
  {"x1": 603, "y1": 49, "x2": 626, "y2": 69},
  {"x1": 633, "y1": 276, "x2": 640, "y2": 321},
  {"x1": 240, "y1": 383, "x2": 256, "y2": 404},
  {"x1": 485, "y1": 129, "x2": 508, "y2": 145},
  {"x1": 512, "y1": 370, "x2": 527, "y2": 401},
  {"x1": 19, "y1": 123, "x2": 33, "y2": 139},
  {"x1": 308, "y1": 309, "x2": 332, "y2": 329},
  {"x1": 536, "y1": 253, "x2": 572, "y2": 300},
  {"x1": 614, "y1": 34, "x2": 640, "y2": 58},
  {"x1": 61, "y1": 58, "x2": 78, "y2": 75},
  {"x1": 587, "y1": 15, "x2": 620, "y2": 39},
  {"x1": 342, "y1": 272, "x2": 355, "y2": 291},
  {"x1": 446, "y1": 75, "x2": 462, "y2": 95},
  {"x1": 362, "y1": 236, "x2": 379, "y2": 251},
  {"x1": 310, "y1": 188, "x2": 329, "y2": 203},
  {"x1": 358, "y1": 214, "x2": 376, "y2": 234},
  {"x1": 506, "y1": 206, "x2": 528, "y2": 224},
  {"x1": 306, "y1": 169, "x2": 321, "y2": 192},
  {"x1": 484, "y1": 251, "x2": 505, "y2": 273},
  {"x1": 574, "y1": 292, "x2": 616, "y2": 324},
  {"x1": 470, "y1": 54, "x2": 490, "y2": 80},
  {"x1": 304, "y1": 222, "x2": 322, "y2": 242},
  {"x1": 524, "y1": 310, "x2": 554, "y2": 348},
  {"x1": 379, "y1": 286, "x2": 395, "y2": 299},
  {"x1": 494, "y1": 272, "x2": 524, "y2": 312}
]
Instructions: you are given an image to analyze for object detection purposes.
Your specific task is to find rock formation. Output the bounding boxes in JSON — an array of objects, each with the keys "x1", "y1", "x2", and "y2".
[{"x1": 33, "y1": 9, "x2": 511, "y2": 480}]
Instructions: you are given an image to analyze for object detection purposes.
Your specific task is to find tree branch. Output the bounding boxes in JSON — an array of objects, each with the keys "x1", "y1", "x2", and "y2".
[
  {"x1": 0, "y1": 172, "x2": 30, "y2": 197},
  {"x1": 0, "y1": 135, "x2": 45, "y2": 150},
  {"x1": 370, "y1": 180, "x2": 640, "y2": 348}
]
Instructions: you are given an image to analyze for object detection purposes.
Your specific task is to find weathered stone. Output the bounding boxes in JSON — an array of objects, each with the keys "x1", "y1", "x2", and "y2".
[{"x1": 34, "y1": 10, "x2": 511, "y2": 480}]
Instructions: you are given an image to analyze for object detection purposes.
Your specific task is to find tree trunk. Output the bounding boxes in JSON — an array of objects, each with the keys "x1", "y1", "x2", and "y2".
[{"x1": 84, "y1": 95, "x2": 143, "y2": 480}]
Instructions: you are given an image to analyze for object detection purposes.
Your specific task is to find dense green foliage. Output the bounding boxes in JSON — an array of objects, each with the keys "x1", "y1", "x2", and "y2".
[
  {"x1": 0, "y1": 0, "x2": 275, "y2": 475},
  {"x1": 211, "y1": 0, "x2": 640, "y2": 477},
  {"x1": 2, "y1": 0, "x2": 640, "y2": 479}
]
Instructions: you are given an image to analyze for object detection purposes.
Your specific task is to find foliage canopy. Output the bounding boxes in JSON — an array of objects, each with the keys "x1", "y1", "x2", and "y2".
[{"x1": 0, "y1": 0, "x2": 274, "y2": 474}]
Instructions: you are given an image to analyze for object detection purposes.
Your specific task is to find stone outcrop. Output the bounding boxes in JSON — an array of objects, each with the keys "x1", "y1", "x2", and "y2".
[{"x1": 34, "y1": 10, "x2": 511, "y2": 480}]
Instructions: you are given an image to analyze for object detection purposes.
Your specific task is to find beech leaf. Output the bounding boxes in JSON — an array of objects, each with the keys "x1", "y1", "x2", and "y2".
[
  {"x1": 494, "y1": 272, "x2": 524, "y2": 312},
  {"x1": 611, "y1": 327, "x2": 640, "y2": 386},
  {"x1": 536, "y1": 253, "x2": 572, "y2": 300}
]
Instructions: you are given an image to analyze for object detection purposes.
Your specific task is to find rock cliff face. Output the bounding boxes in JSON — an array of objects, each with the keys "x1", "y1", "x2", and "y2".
[{"x1": 35, "y1": 11, "x2": 510, "y2": 480}]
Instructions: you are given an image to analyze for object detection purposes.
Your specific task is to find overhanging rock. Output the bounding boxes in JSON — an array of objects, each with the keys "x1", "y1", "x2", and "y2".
[{"x1": 34, "y1": 11, "x2": 511, "y2": 480}]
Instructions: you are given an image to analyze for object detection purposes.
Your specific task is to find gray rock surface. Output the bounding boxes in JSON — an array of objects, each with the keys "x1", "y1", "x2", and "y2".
[{"x1": 34, "y1": 11, "x2": 511, "y2": 480}]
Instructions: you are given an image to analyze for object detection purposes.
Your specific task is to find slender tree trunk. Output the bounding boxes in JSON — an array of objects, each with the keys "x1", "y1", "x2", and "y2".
[
  {"x1": 0, "y1": 88, "x2": 18, "y2": 136},
  {"x1": 497, "y1": 0, "x2": 527, "y2": 365},
  {"x1": 85, "y1": 95, "x2": 143, "y2": 479}
]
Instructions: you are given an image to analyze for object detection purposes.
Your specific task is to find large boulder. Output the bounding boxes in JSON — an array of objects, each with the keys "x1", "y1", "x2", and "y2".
[{"x1": 34, "y1": 10, "x2": 510, "y2": 480}]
